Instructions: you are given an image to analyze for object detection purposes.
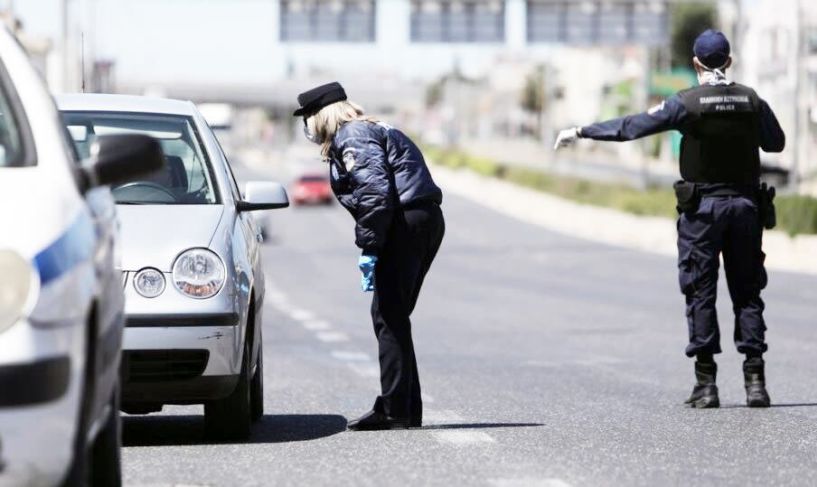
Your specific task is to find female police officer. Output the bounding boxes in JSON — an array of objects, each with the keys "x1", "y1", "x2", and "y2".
[{"x1": 293, "y1": 82, "x2": 444, "y2": 430}]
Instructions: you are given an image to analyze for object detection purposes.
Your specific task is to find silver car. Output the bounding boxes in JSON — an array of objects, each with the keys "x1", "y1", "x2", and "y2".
[{"x1": 57, "y1": 94, "x2": 289, "y2": 440}]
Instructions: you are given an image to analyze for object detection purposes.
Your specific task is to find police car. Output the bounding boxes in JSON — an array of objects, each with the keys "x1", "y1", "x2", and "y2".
[{"x1": 0, "y1": 26, "x2": 162, "y2": 487}]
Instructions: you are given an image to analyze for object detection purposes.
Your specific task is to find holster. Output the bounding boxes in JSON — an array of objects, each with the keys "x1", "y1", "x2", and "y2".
[
  {"x1": 757, "y1": 182, "x2": 777, "y2": 230},
  {"x1": 673, "y1": 180, "x2": 700, "y2": 214}
]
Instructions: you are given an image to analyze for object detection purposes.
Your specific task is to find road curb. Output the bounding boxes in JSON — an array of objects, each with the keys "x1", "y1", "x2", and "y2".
[{"x1": 432, "y1": 165, "x2": 817, "y2": 275}]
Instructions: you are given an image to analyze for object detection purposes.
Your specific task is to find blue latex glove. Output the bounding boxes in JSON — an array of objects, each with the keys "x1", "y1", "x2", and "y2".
[{"x1": 358, "y1": 255, "x2": 377, "y2": 292}]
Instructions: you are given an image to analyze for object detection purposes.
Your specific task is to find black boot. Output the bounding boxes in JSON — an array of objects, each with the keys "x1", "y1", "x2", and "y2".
[
  {"x1": 744, "y1": 357, "x2": 771, "y2": 408},
  {"x1": 347, "y1": 410, "x2": 411, "y2": 431},
  {"x1": 685, "y1": 361, "x2": 720, "y2": 408}
]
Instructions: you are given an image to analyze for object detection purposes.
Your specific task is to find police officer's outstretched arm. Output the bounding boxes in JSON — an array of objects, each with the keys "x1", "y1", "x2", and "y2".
[
  {"x1": 338, "y1": 135, "x2": 395, "y2": 255},
  {"x1": 759, "y1": 99, "x2": 785, "y2": 153},
  {"x1": 554, "y1": 96, "x2": 689, "y2": 149}
]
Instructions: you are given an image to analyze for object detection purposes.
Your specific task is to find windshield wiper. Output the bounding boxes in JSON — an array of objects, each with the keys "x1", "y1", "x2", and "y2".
[{"x1": 116, "y1": 201, "x2": 154, "y2": 205}]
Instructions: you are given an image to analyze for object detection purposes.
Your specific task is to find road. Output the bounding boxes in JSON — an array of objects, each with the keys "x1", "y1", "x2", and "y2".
[{"x1": 121, "y1": 153, "x2": 817, "y2": 487}]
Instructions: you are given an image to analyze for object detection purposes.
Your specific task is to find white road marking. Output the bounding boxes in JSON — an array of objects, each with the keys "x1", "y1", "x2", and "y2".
[
  {"x1": 267, "y1": 291, "x2": 287, "y2": 302},
  {"x1": 347, "y1": 363, "x2": 380, "y2": 378},
  {"x1": 316, "y1": 331, "x2": 349, "y2": 343},
  {"x1": 302, "y1": 320, "x2": 332, "y2": 331},
  {"x1": 331, "y1": 351, "x2": 372, "y2": 362},
  {"x1": 289, "y1": 309, "x2": 315, "y2": 322},
  {"x1": 490, "y1": 479, "x2": 573, "y2": 487},
  {"x1": 423, "y1": 409, "x2": 464, "y2": 423},
  {"x1": 432, "y1": 430, "x2": 495, "y2": 445}
]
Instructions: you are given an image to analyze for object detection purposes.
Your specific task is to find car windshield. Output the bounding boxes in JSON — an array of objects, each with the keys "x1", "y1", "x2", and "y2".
[{"x1": 61, "y1": 111, "x2": 218, "y2": 204}]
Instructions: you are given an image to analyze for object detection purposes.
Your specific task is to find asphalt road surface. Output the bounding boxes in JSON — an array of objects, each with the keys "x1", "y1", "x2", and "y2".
[{"x1": 122, "y1": 154, "x2": 817, "y2": 487}]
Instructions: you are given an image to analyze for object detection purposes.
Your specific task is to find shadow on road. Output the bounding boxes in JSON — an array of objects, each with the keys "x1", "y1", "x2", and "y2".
[
  {"x1": 419, "y1": 422, "x2": 543, "y2": 431},
  {"x1": 719, "y1": 403, "x2": 817, "y2": 410},
  {"x1": 123, "y1": 413, "x2": 347, "y2": 447}
]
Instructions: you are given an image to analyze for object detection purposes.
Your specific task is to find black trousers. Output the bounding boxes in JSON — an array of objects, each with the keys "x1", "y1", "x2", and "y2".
[
  {"x1": 677, "y1": 195, "x2": 768, "y2": 358},
  {"x1": 371, "y1": 201, "x2": 445, "y2": 420}
]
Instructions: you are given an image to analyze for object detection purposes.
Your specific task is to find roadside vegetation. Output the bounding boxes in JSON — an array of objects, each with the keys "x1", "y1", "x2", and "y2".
[{"x1": 424, "y1": 145, "x2": 817, "y2": 236}]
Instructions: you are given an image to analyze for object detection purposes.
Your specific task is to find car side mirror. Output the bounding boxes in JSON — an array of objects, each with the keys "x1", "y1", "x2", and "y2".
[
  {"x1": 80, "y1": 134, "x2": 165, "y2": 192},
  {"x1": 237, "y1": 181, "x2": 290, "y2": 211}
]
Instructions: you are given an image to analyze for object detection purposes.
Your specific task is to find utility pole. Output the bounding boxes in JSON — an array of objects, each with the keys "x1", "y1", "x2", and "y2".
[{"x1": 61, "y1": 0, "x2": 70, "y2": 91}]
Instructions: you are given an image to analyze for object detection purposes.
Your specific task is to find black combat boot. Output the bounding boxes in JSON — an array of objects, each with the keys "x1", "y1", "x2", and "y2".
[
  {"x1": 744, "y1": 356, "x2": 771, "y2": 408},
  {"x1": 685, "y1": 360, "x2": 720, "y2": 408}
]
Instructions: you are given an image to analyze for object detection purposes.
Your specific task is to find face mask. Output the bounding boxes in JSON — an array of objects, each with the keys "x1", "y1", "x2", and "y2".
[
  {"x1": 303, "y1": 118, "x2": 324, "y2": 145},
  {"x1": 697, "y1": 66, "x2": 729, "y2": 86}
]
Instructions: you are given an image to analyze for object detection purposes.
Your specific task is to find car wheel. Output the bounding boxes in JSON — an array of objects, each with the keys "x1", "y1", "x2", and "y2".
[
  {"x1": 61, "y1": 314, "x2": 97, "y2": 487},
  {"x1": 90, "y1": 387, "x2": 122, "y2": 487},
  {"x1": 250, "y1": 339, "x2": 264, "y2": 422},
  {"x1": 204, "y1": 339, "x2": 252, "y2": 441}
]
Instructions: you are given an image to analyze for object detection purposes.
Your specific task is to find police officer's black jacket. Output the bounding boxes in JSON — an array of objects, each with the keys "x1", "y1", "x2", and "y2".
[
  {"x1": 581, "y1": 82, "x2": 786, "y2": 184},
  {"x1": 327, "y1": 120, "x2": 443, "y2": 254}
]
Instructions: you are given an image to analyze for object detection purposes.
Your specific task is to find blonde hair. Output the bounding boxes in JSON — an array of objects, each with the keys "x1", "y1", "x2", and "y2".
[{"x1": 306, "y1": 100, "x2": 377, "y2": 159}]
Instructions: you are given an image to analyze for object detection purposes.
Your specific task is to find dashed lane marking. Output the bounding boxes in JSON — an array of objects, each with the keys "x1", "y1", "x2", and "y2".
[
  {"x1": 316, "y1": 331, "x2": 349, "y2": 343},
  {"x1": 302, "y1": 320, "x2": 332, "y2": 331},
  {"x1": 346, "y1": 363, "x2": 380, "y2": 378},
  {"x1": 267, "y1": 291, "x2": 287, "y2": 302},
  {"x1": 432, "y1": 430, "x2": 496, "y2": 445},
  {"x1": 423, "y1": 409, "x2": 464, "y2": 423},
  {"x1": 289, "y1": 309, "x2": 315, "y2": 322},
  {"x1": 331, "y1": 351, "x2": 372, "y2": 362},
  {"x1": 490, "y1": 479, "x2": 574, "y2": 487}
]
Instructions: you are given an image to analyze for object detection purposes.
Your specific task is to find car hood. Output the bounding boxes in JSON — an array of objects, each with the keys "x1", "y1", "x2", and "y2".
[{"x1": 117, "y1": 205, "x2": 225, "y2": 271}]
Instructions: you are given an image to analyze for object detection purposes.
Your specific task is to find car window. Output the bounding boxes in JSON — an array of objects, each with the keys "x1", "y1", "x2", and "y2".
[
  {"x1": 214, "y1": 136, "x2": 242, "y2": 200},
  {"x1": 0, "y1": 81, "x2": 25, "y2": 167},
  {"x1": 61, "y1": 111, "x2": 219, "y2": 205}
]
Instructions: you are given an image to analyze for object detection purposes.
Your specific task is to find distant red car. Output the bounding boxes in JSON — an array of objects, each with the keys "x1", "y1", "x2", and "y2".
[{"x1": 291, "y1": 173, "x2": 333, "y2": 206}]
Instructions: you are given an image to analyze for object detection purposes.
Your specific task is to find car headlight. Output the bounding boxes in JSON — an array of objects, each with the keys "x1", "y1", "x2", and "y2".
[
  {"x1": 134, "y1": 267, "x2": 166, "y2": 298},
  {"x1": 172, "y1": 248, "x2": 225, "y2": 299},
  {"x1": 0, "y1": 250, "x2": 38, "y2": 334}
]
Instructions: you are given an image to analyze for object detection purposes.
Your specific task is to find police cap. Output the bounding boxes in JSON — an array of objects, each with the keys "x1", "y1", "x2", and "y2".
[
  {"x1": 293, "y1": 82, "x2": 348, "y2": 117},
  {"x1": 693, "y1": 29, "x2": 731, "y2": 69}
]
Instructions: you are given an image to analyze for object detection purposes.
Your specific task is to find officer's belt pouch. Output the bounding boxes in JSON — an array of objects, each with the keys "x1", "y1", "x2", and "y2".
[
  {"x1": 673, "y1": 180, "x2": 700, "y2": 214},
  {"x1": 758, "y1": 183, "x2": 777, "y2": 230}
]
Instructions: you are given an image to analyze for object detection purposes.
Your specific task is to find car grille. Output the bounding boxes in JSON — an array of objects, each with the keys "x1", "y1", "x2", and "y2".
[{"x1": 122, "y1": 349, "x2": 209, "y2": 383}]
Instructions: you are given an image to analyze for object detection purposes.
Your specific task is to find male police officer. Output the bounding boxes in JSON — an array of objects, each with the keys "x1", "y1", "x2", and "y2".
[{"x1": 554, "y1": 30, "x2": 785, "y2": 408}]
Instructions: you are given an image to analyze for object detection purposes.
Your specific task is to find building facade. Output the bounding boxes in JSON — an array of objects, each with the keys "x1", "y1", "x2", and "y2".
[{"x1": 742, "y1": 0, "x2": 817, "y2": 191}]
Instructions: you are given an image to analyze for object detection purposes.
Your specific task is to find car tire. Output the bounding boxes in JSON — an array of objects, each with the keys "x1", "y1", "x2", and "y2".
[
  {"x1": 61, "y1": 312, "x2": 97, "y2": 487},
  {"x1": 90, "y1": 387, "x2": 122, "y2": 487},
  {"x1": 250, "y1": 338, "x2": 264, "y2": 422},
  {"x1": 204, "y1": 339, "x2": 252, "y2": 441}
]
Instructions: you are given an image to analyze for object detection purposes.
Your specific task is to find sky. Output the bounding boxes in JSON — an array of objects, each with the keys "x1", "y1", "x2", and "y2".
[{"x1": 11, "y1": 0, "x2": 279, "y2": 85}]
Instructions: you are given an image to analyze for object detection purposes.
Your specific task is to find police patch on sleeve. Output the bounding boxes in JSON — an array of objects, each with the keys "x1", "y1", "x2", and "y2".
[
  {"x1": 342, "y1": 148, "x2": 357, "y2": 171},
  {"x1": 648, "y1": 101, "x2": 666, "y2": 115}
]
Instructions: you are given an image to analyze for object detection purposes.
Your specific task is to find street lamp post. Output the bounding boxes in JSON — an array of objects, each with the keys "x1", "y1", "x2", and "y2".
[{"x1": 791, "y1": 0, "x2": 803, "y2": 190}]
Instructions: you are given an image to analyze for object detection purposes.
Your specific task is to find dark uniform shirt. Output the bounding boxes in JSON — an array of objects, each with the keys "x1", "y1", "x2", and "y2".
[
  {"x1": 328, "y1": 120, "x2": 443, "y2": 254},
  {"x1": 581, "y1": 85, "x2": 785, "y2": 153}
]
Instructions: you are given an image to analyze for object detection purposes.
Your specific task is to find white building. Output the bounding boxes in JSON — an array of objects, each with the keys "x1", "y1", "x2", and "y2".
[
  {"x1": 741, "y1": 0, "x2": 817, "y2": 191},
  {"x1": 77, "y1": 0, "x2": 673, "y2": 112}
]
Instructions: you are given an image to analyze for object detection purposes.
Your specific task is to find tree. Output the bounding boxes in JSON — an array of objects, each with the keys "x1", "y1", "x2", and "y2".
[
  {"x1": 670, "y1": 2, "x2": 719, "y2": 69},
  {"x1": 520, "y1": 65, "x2": 547, "y2": 140}
]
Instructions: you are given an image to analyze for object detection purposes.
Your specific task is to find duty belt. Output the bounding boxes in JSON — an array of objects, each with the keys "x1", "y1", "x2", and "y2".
[{"x1": 696, "y1": 183, "x2": 758, "y2": 198}]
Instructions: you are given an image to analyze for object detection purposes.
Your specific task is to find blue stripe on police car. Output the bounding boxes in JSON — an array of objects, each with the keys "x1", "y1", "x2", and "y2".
[{"x1": 33, "y1": 212, "x2": 95, "y2": 285}]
